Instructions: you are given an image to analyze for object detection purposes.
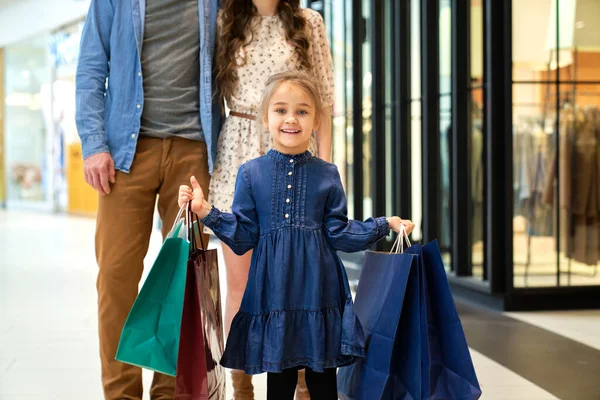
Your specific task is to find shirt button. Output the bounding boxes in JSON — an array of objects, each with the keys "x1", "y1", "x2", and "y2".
[
  {"x1": 288, "y1": 171, "x2": 293, "y2": 176},
  {"x1": 131, "y1": 134, "x2": 136, "y2": 139},
  {"x1": 286, "y1": 198, "x2": 290, "y2": 203},
  {"x1": 136, "y1": 104, "x2": 141, "y2": 109},
  {"x1": 285, "y1": 213, "x2": 289, "y2": 219},
  {"x1": 138, "y1": 71, "x2": 142, "y2": 76},
  {"x1": 289, "y1": 159, "x2": 294, "y2": 163},
  {"x1": 287, "y1": 184, "x2": 292, "y2": 189}
]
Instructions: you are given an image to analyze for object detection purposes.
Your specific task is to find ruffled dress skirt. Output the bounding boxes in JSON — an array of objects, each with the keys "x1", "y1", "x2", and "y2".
[{"x1": 219, "y1": 226, "x2": 365, "y2": 375}]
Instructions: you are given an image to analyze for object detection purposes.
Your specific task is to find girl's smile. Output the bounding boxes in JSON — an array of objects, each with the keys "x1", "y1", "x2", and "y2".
[{"x1": 265, "y1": 82, "x2": 320, "y2": 155}]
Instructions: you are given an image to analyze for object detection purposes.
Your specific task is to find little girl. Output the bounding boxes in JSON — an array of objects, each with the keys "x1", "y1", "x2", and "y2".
[{"x1": 179, "y1": 72, "x2": 414, "y2": 399}]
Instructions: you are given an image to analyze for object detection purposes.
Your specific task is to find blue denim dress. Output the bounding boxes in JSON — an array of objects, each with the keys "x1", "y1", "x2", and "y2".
[{"x1": 201, "y1": 149, "x2": 390, "y2": 374}]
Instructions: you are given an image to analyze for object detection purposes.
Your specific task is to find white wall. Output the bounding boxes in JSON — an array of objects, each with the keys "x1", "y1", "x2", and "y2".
[{"x1": 0, "y1": 0, "x2": 90, "y2": 47}]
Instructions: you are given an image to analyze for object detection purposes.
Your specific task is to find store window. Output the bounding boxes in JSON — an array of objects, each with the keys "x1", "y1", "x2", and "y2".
[
  {"x1": 512, "y1": 0, "x2": 600, "y2": 287},
  {"x1": 384, "y1": 0, "x2": 394, "y2": 223},
  {"x1": 471, "y1": 0, "x2": 485, "y2": 280},
  {"x1": 322, "y1": 0, "x2": 355, "y2": 218},
  {"x1": 4, "y1": 35, "x2": 52, "y2": 207},
  {"x1": 49, "y1": 22, "x2": 83, "y2": 212},
  {"x1": 361, "y1": 0, "x2": 372, "y2": 216},
  {"x1": 410, "y1": 0, "x2": 422, "y2": 242},
  {"x1": 439, "y1": 0, "x2": 452, "y2": 269}
]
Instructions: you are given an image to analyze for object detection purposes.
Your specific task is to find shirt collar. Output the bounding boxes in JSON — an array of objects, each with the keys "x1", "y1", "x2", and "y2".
[{"x1": 268, "y1": 149, "x2": 313, "y2": 164}]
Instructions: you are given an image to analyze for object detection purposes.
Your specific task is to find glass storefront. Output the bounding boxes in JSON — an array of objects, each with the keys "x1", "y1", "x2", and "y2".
[
  {"x1": 322, "y1": 0, "x2": 355, "y2": 218},
  {"x1": 49, "y1": 22, "x2": 84, "y2": 213},
  {"x1": 410, "y1": 0, "x2": 423, "y2": 243},
  {"x1": 470, "y1": 0, "x2": 485, "y2": 280},
  {"x1": 439, "y1": 0, "x2": 452, "y2": 270},
  {"x1": 4, "y1": 35, "x2": 52, "y2": 208},
  {"x1": 317, "y1": 0, "x2": 600, "y2": 310},
  {"x1": 512, "y1": 0, "x2": 600, "y2": 288},
  {"x1": 2, "y1": 20, "x2": 87, "y2": 213}
]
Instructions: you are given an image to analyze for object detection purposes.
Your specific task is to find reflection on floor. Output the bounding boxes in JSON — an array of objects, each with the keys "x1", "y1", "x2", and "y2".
[{"x1": 471, "y1": 231, "x2": 600, "y2": 288}]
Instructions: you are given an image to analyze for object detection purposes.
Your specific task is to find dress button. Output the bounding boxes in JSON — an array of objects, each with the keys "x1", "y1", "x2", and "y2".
[
  {"x1": 286, "y1": 198, "x2": 290, "y2": 203},
  {"x1": 287, "y1": 184, "x2": 292, "y2": 189},
  {"x1": 285, "y1": 214, "x2": 289, "y2": 219},
  {"x1": 288, "y1": 171, "x2": 293, "y2": 176}
]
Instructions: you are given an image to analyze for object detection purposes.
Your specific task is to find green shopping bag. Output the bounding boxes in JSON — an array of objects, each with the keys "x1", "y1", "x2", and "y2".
[{"x1": 115, "y1": 206, "x2": 190, "y2": 376}]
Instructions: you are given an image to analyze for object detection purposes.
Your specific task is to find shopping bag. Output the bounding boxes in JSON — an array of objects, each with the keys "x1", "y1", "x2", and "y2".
[
  {"x1": 175, "y1": 210, "x2": 226, "y2": 399},
  {"x1": 337, "y1": 234, "x2": 422, "y2": 399},
  {"x1": 416, "y1": 240, "x2": 481, "y2": 400},
  {"x1": 115, "y1": 205, "x2": 191, "y2": 376},
  {"x1": 338, "y1": 231, "x2": 481, "y2": 400}
]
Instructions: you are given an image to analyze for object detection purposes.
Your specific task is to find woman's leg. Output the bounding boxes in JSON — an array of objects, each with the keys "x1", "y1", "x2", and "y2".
[
  {"x1": 304, "y1": 368, "x2": 338, "y2": 400},
  {"x1": 222, "y1": 244, "x2": 252, "y2": 336},
  {"x1": 222, "y1": 244, "x2": 254, "y2": 399},
  {"x1": 267, "y1": 369, "x2": 298, "y2": 400}
]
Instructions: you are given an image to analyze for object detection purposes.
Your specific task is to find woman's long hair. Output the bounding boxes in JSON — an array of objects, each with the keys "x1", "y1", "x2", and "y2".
[{"x1": 215, "y1": 0, "x2": 312, "y2": 104}]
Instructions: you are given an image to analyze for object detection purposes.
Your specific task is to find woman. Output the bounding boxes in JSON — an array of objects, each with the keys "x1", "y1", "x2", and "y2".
[{"x1": 209, "y1": 0, "x2": 334, "y2": 398}]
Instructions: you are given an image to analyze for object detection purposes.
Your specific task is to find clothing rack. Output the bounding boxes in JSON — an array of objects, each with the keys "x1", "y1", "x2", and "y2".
[{"x1": 565, "y1": 101, "x2": 599, "y2": 283}]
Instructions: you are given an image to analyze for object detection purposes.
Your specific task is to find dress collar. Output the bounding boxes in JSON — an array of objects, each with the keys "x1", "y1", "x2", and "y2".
[{"x1": 267, "y1": 149, "x2": 313, "y2": 164}]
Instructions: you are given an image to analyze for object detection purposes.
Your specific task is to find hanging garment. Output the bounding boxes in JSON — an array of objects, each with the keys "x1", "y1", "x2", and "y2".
[{"x1": 543, "y1": 106, "x2": 600, "y2": 266}]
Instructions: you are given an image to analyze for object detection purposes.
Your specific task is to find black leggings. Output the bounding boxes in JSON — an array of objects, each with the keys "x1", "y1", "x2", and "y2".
[{"x1": 267, "y1": 367, "x2": 337, "y2": 400}]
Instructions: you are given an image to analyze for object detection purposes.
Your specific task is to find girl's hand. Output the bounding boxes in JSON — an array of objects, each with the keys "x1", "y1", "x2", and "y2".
[
  {"x1": 178, "y1": 176, "x2": 211, "y2": 218},
  {"x1": 387, "y1": 216, "x2": 415, "y2": 236}
]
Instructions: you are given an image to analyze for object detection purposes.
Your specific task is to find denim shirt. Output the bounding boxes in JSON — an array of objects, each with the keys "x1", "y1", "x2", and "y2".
[{"x1": 75, "y1": 0, "x2": 223, "y2": 173}]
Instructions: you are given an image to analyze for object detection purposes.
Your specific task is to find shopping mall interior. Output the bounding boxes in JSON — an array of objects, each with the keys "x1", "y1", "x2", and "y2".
[{"x1": 1, "y1": 0, "x2": 600, "y2": 399}]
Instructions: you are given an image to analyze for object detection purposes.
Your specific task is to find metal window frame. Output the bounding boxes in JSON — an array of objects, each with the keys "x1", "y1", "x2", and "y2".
[
  {"x1": 451, "y1": 0, "x2": 472, "y2": 276},
  {"x1": 351, "y1": 0, "x2": 364, "y2": 222},
  {"x1": 370, "y1": 0, "x2": 386, "y2": 242},
  {"x1": 393, "y1": 0, "x2": 412, "y2": 222},
  {"x1": 485, "y1": 0, "x2": 513, "y2": 294},
  {"x1": 421, "y1": 0, "x2": 441, "y2": 244}
]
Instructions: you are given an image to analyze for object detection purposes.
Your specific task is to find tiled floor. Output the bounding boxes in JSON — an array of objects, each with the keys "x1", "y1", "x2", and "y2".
[
  {"x1": 505, "y1": 310, "x2": 600, "y2": 352},
  {"x1": 0, "y1": 210, "x2": 595, "y2": 399}
]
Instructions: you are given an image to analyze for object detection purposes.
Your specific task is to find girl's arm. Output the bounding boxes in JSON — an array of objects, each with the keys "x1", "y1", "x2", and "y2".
[
  {"x1": 201, "y1": 165, "x2": 260, "y2": 255},
  {"x1": 322, "y1": 166, "x2": 390, "y2": 252}
]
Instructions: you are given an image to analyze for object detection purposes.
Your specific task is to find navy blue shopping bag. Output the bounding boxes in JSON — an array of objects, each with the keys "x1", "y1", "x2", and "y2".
[
  {"x1": 338, "y1": 238, "x2": 481, "y2": 400},
  {"x1": 418, "y1": 240, "x2": 481, "y2": 399},
  {"x1": 337, "y1": 250, "x2": 420, "y2": 399}
]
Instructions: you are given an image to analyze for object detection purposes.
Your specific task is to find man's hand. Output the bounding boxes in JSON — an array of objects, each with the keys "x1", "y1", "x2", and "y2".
[{"x1": 84, "y1": 152, "x2": 116, "y2": 195}]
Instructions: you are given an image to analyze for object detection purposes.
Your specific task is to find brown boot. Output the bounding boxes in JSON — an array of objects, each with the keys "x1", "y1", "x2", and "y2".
[
  {"x1": 231, "y1": 370, "x2": 254, "y2": 400},
  {"x1": 295, "y1": 369, "x2": 311, "y2": 399}
]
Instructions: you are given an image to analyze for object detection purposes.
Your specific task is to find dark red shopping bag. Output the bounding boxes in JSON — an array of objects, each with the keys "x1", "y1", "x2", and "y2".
[{"x1": 175, "y1": 211, "x2": 225, "y2": 400}]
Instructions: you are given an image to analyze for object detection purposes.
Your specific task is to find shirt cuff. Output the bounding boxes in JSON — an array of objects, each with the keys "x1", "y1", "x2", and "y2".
[
  {"x1": 200, "y1": 206, "x2": 220, "y2": 228},
  {"x1": 80, "y1": 134, "x2": 110, "y2": 159},
  {"x1": 375, "y1": 216, "x2": 391, "y2": 238}
]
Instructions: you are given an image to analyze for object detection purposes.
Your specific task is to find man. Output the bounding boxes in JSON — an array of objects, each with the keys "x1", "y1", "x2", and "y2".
[{"x1": 75, "y1": 0, "x2": 222, "y2": 398}]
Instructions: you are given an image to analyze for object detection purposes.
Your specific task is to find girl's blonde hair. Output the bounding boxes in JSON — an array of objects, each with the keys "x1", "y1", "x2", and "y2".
[{"x1": 256, "y1": 71, "x2": 325, "y2": 133}]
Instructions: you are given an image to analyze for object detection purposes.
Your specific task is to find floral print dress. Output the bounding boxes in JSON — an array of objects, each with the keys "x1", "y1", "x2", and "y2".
[{"x1": 207, "y1": 8, "x2": 335, "y2": 218}]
